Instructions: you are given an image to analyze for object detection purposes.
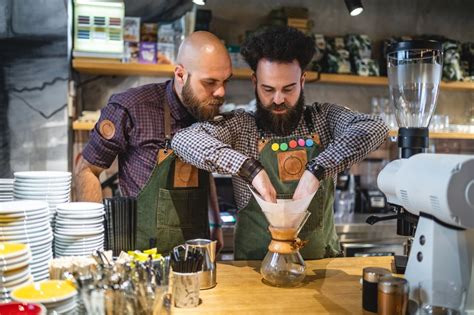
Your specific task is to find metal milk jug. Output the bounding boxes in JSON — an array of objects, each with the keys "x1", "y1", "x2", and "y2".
[{"x1": 185, "y1": 239, "x2": 217, "y2": 289}]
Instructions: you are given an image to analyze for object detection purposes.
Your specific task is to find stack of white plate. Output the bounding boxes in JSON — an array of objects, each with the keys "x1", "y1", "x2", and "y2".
[
  {"x1": 0, "y1": 243, "x2": 34, "y2": 301},
  {"x1": 54, "y1": 202, "x2": 105, "y2": 257},
  {"x1": 0, "y1": 201, "x2": 53, "y2": 281},
  {"x1": 13, "y1": 171, "x2": 71, "y2": 226},
  {"x1": 11, "y1": 280, "x2": 77, "y2": 314},
  {"x1": 0, "y1": 179, "x2": 14, "y2": 202}
]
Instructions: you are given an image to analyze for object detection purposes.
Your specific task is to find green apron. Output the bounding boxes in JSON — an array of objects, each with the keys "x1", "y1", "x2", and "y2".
[
  {"x1": 234, "y1": 109, "x2": 341, "y2": 260},
  {"x1": 136, "y1": 101, "x2": 210, "y2": 254}
]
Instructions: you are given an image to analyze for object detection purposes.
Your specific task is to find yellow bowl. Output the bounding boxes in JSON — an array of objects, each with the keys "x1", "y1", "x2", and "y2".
[
  {"x1": 11, "y1": 280, "x2": 77, "y2": 304},
  {"x1": 0, "y1": 242, "x2": 29, "y2": 260}
]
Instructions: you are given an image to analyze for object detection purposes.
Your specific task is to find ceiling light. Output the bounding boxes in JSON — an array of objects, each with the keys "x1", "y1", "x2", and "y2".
[
  {"x1": 344, "y1": 0, "x2": 364, "y2": 16},
  {"x1": 193, "y1": 0, "x2": 206, "y2": 5}
]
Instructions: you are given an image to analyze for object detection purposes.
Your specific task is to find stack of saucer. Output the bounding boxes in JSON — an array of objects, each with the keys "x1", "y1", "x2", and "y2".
[
  {"x1": 54, "y1": 202, "x2": 105, "y2": 257},
  {"x1": 0, "y1": 243, "x2": 34, "y2": 301},
  {"x1": 11, "y1": 280, "x2": 77, "y2": 314},
  {"x1": 0, "y1": 179, "x2": 14, "y2": 202},
  {"x1": 0, "y1": 201, "x2": 53, "y2": 281},
  {"x1": 13, "y1": 171, "x2": 71, "y2": 225}
]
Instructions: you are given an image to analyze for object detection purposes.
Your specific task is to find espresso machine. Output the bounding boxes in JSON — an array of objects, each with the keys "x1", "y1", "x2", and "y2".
[
  {"x1": 374, "y1": 40, "x2": 474, "y2": 313},
  {"x1": 378, "y1": 154, "x2": 474, "y2": 313},
  {"x1": 367, "y1": 40, "x2": 443, "y2": 273}
]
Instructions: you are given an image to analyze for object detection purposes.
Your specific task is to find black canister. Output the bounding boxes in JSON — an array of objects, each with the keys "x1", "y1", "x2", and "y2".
[{"x1": 362, "y1": 267, "x2": 391, "y2": 312}]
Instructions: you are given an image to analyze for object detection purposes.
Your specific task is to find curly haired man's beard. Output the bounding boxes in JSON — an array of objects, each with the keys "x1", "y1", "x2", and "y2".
[
  {"x1": 182, "y1": 77, "x2": 224, "y2": 121},
  {"x1": 255, "y1": 91, "x2": 305, "y2": 136}
]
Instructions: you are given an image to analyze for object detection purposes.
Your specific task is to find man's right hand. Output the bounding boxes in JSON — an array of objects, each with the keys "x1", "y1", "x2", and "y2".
[{"x1": 251, "y1": 170, "x2": 277, "y2": 203}]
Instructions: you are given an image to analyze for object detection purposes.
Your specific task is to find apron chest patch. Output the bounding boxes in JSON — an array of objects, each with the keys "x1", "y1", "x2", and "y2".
[{"x1": 277, "y1": 149, "x2": 307, "y2": 182}]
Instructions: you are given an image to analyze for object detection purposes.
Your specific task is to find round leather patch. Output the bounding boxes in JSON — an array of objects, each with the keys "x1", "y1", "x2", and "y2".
[
  {"x1": 283, "y1": 155, "x2": 304, "y2": 176},
  {"x1": 99, "y1": 120, "x2": 116, "y2": 140}
]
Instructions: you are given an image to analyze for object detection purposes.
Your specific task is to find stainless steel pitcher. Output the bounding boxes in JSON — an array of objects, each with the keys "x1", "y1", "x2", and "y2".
[{"x1": 185, "y1": 239, "x2": 217, "y2": 289}]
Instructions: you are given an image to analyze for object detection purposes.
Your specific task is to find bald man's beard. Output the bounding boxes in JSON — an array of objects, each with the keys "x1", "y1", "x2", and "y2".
[
  {"x1": 255, "y1": 91, "x2": 305, "y2": 136},
  {"x1": 182, "y1": 77, "x2": 224, "y2": 121}
]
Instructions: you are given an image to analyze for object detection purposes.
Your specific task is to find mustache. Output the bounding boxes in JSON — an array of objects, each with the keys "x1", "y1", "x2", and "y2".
[
  {"x1": 207, "y1": 97, "x2": 225, "y2": 107},
  {"x1": 269, "y1": 103, "x2": 291, "y2": 111}
]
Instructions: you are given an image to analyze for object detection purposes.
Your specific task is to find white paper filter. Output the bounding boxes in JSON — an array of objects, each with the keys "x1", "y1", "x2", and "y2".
[{"x1": 250, "y1": 186, "x2": 316, "y2": 228}]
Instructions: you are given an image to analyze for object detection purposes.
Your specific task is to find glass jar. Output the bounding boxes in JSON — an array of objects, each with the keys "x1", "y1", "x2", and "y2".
[{"x1": 260, "y1": 251, "x2": 305, "y2": 287}]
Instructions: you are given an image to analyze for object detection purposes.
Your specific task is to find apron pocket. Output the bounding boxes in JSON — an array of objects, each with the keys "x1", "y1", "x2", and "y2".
[{"x1": 156, "y1": 188, "x2": 206, "y2": 228}]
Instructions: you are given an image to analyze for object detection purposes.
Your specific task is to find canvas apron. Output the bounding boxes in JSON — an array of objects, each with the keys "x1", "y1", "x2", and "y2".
[
  {"x1": 136, "y1": 101, "x2": 210, "y2": 253},
  {"x1": 234, "y1": 109, "x2": 340, "y2": 260}
]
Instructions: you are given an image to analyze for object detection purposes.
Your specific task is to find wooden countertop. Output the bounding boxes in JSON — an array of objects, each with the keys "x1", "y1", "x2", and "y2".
[{"x1": 173, "y1": 256, "x2": 393, "y2": 314}]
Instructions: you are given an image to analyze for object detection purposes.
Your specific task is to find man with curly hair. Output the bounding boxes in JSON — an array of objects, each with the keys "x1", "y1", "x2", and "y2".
[{"x1": 172, "y1": 26, "x2": 389, "y2": 260}]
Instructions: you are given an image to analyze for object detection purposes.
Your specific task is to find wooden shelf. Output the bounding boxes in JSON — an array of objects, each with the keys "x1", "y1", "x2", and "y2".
[
  {"x1": 72, "y1": 120, "x2": 95, "y2": 131},
  {"x1": 73, "y1": 120, "x2": 473, "y2": 140},
  {"x1": 72, "y1": 58, "x2": 474, "y2": 91}
]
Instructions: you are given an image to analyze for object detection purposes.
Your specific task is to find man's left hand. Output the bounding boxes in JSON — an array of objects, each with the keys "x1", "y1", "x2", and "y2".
[{"x1": 293, "y1": 170, "x2": 320, "y2": 200}]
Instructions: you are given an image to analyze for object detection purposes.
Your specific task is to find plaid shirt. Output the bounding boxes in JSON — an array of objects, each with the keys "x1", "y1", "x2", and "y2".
[
  {"x1": 172, "y1": 102, "x2": 389, "y2": 209},
  {"x1": 83, "y1": 80, "x2": 195, "y2": 197}
]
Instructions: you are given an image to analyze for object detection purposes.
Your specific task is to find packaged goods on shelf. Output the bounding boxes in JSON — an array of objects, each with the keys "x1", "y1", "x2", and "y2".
[
  {"x1": 123, "y1": 17, "x2": 140, "y2": 43},
  {"x1": 139, "y1": 42, "x2": 157, "y2": 64}
]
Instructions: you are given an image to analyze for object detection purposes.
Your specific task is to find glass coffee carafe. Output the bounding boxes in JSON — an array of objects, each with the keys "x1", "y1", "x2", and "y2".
[{"x1": 260, "y1": 211, "x2": 311, "y2": 287}]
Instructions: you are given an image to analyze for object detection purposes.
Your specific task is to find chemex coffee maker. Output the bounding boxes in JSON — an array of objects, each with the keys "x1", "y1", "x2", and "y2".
[
  {"x1": 260, "y1": 210, "x2": 311, "y2": 287},
  {"x1": 374, "y1": 40, "x2": 474, "y2": 313}
]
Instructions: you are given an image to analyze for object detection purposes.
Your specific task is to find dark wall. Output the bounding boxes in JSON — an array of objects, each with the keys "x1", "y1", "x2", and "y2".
[{"x1": 0, "y1": 0, "x2": 68, "y2": 177}]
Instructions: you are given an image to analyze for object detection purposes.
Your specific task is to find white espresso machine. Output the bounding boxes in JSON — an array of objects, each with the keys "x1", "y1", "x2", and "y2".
[
  {"x1": 378, "y1": 154, "x2": 474, "y2": 313},
  {"x1": 378, "y1": 40, "x2": 474, "y2": 313}
]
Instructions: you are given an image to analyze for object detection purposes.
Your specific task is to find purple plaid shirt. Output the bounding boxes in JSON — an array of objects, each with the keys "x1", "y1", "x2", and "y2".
[{"x1": 83, "y1": 80, "x2": 195, "y2": 197}]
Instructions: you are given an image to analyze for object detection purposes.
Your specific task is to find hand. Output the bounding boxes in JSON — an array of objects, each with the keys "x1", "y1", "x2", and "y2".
[
  {"x1": 210, "y1": 225, "x2": 224, "y2": 254},
  {"x1": 251, "y1": 170, "x2": 277, "y2": 203},
  {"x1": 293, "y1": 170, "x2": 320, "y2": 200}
]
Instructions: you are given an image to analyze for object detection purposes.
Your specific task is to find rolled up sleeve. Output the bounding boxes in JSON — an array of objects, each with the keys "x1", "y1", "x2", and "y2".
[
  {"x1": 312, "y1": 103, "x2": 390, "y2": 178},
  {"x1": 82, "y1": 102, "x2": 132, "y2": 169},
  {"x1": 171, "y1": 113, "x2": 250, "y2": 175}
]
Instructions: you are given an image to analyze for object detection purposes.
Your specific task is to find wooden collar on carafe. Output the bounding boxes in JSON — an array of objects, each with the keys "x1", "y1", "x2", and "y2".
[{"x1": 268, "y1": 226, "x2": 308, "y2": 254}]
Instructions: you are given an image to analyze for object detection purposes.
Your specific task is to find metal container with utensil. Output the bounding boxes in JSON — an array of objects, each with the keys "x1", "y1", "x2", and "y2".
[{"x1": 185, "y1": 239, "x2": 217, "y2": 289}]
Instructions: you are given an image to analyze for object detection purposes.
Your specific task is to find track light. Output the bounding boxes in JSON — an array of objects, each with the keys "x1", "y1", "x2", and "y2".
[
  {"x1": 193, "y1": 0, "x2": 206, "y2": 5},
  {"x1": 344, "y1": 0, "x2": 364, "y2": 16}
]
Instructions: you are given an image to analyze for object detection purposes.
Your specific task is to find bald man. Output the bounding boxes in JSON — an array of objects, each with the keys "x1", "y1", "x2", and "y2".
[{"x1": 75, "y1": 31, "x2": 232, "y2": 253}]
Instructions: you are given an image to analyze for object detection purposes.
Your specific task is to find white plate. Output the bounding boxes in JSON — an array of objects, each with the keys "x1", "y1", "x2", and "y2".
[
  {"x1": 55, "y1": 218, "x2": 103, "y2": 226},
  {"x1": 29, "y1": 237, "x2": 54, "y2": 249},
  {"x1": 0, "y1": 234, "x2": 53, "y2": 245},
  {"x1": 0, "y1": 225, "x2": 48, "y2": 236},
  {"x1": 55, "y1": 222, "x2": 103, "y2": 229},
  {"x1": 54, "y1": 228, "x2": 104, "y2": 236},
  {"x1": 0, "y1": 257, "x2": 29, "y2": 272},
  {"x1": 1, "y1": 273, "x2": 33, "y2": 289},
  {"x1": 5, "y1": 234, "x2": 53, "y2": 247},
  {"x1": 0, "y1": 179, "x2": 14, "y2": 184},
  {"x1": 0, "y1": 253, "x2": 31, "y2": 266},
  {"x1": 0, "y1": 267, "x2": 31, "y2": 283},
  {"x1": 14, "y1": 171, "x2": 71, "y2": 179},
  {"x1": 14, "y1": 183, "x2": 71, "y2": 192},
  {"x1": 0, "y1": 201, "x2": 49, "y2": 215},
  {"x1": 54, "y1": 233, "x2": 103, "y2": 243},
  {"x1": 55, "y1": 239, "x2": 104, "y2": 249},
  {"x1": 0, "y1": 207, "x2": 49, "y2": 218},
  {"x1": 56, "y1": 212, "x2": 105, "y2": 220},
  {"x1": 13, "y1": 189, "x2": 70, "y2": 196},
  {"x1": 56, "y1": 202, "x2": 104, "y2": 212},
  {"x1": 0, "y1": 220, "x2": 49, "y2": 231},
  {"x1": 14, "y1": 193, "x2": 70, "y2": 200},
  {"x1": 0, "y1": 216, "x2": 50, "y2": 227}
]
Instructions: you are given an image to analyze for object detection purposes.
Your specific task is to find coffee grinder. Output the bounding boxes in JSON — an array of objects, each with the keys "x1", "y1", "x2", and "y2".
[
  {"x1": 260, "y1": 211, "x2": 311, "y2": 287},
  {"x1": 366, "y1": 40, "x2": 443, "y2": 273}
]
